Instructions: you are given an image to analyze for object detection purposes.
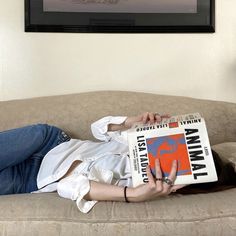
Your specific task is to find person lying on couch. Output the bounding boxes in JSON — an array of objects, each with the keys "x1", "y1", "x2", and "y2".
[{"x1": 0, "y1": 112, "x2": 235, "y2": 213}]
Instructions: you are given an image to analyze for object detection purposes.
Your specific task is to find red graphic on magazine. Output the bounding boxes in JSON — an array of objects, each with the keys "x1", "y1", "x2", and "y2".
[
  {"x1": 169, "y1": 122, "x2": 179, "y2": 128},
  {"x1": 146, "y1": 133, "x2": 192, "y2": 177}
]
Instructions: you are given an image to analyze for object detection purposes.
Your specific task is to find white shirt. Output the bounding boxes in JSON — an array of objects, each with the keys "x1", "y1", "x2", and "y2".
[{"x1": 34, "y1": 116, "x2": 133, "y2": 213}]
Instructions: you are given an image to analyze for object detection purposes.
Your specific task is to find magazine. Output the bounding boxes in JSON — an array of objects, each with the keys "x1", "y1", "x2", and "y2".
[{"x1": 127, "y1": 113, "x2": 218, "y2": 187}]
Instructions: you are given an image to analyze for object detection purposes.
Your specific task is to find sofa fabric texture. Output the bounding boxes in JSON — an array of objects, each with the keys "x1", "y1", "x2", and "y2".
[{"x1": 0, "y1": 91, "x2": 235, "y2": 236}]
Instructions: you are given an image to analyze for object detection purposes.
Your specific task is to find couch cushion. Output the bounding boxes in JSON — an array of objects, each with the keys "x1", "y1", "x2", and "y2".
[
  {"x1": 212, "y1": 142, "x2": 236, "y2": 171},
  {"x1": 0, "y1": 190, "x2": 236, "y2": 236},
  {"x1": 1, "y1": 91, "x2": 236, "y2": 145}
]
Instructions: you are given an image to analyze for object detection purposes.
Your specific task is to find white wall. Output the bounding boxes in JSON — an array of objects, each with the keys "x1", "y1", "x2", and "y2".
[{"x1": 0, "y1": 1, "x2": 236, "y2": 102}]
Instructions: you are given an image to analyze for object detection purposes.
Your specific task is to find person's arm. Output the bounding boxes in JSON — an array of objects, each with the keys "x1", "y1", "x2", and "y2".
[
  {"x1": 84, "y1": 159, "x2": 186, "y2": 203},
  {"x1": 91, "y1": 116, "x2": 127, "y2": 141},
  {"x1": 108, "y1": 112, "x2": 170, "y2": 132},
  {"x1": 57, "y1": 157, "x2": 186, "y2": 213},
  {"x1": 91, "y1": 112, "x2": 170, "y2": 141}
]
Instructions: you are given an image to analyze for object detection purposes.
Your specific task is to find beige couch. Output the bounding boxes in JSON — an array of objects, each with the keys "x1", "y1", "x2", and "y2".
[{"x1": 0, "y1": 91, "x2": 235, "y2": 236}]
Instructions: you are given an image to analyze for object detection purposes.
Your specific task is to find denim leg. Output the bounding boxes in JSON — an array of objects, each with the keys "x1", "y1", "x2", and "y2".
[
  {"x1": 22, "y1": 125, "x2": 71, "y2": 193},
  {"x1": 0, "y1": 124, "x2": 71, "y2": 195},
  {"x1": 0, "y1": 124, "x2": 54, "y2": 171}
]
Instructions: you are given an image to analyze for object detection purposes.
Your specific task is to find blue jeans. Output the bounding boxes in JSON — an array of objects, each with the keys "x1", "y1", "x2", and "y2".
[{"x1": 0, "y1": 124, "x2": 71, "y2": 195}]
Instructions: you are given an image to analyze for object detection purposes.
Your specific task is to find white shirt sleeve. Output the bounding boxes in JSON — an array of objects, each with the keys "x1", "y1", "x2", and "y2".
[
  {"x1": 91, "y1": 116, "x2": 127, "y2": 142},
  {"x1": 57, "y1": 165, "x2": 114, "y2": 214},
  {"x1": 57, "y1": 173, "x2": 97, "y2": 214}
]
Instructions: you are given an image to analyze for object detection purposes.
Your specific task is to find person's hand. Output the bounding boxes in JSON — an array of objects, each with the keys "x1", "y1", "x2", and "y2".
[
  {"x1": 127, "y1": 159, "x2": 186, "y2": 202},
  {"x1": 124, "y1": 112, "x2": 170, "y2": 129}
]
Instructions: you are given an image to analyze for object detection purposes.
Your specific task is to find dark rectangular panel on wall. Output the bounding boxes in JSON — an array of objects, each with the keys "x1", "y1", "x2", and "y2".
[{"x1": 25, "y1": 0, "x2": 215, "y2": 33}]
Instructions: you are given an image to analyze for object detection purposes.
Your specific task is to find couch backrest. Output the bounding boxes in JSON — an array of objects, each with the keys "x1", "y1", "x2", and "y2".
[{"x1": 0, "y1": 91, "x2": 236, "y2": 145}]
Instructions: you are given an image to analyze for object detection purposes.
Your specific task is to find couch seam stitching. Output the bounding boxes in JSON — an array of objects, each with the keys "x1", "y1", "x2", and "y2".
[{"x1": 0, "y1": 214, "x2": 235, "y2": 223}]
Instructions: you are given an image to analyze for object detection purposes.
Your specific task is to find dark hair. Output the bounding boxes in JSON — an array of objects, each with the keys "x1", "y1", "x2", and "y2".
[{"x1": 175, "y1": 150, "x2": 236, "y2": 194}]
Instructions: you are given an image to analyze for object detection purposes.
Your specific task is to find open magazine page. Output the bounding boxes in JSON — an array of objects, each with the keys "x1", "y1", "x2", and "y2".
[{"x1": 128, "y1": 113, "x2": 218, "y2": 187}]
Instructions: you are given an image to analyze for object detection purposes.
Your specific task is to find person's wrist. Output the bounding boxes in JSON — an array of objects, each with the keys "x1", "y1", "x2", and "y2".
[
  {"x1": 126, "y1": 187, "x2": 139, "y2": 203},
  {"x1": 121, "y1": 119, "x2": 129, "y2": 129},
  {"x1": 124, "y1": 117, "x2": 133, "y2": 129}
]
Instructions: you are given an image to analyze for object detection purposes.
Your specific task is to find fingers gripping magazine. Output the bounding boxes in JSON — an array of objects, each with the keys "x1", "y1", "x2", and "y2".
[{"x1": 127, "y1": 113, "x2": 218, "y2": 187}]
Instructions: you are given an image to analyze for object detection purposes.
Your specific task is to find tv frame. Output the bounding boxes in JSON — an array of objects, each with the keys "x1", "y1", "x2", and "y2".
[{"x1": 25, "y1": 0, "x2": 215, "y2": 33}]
